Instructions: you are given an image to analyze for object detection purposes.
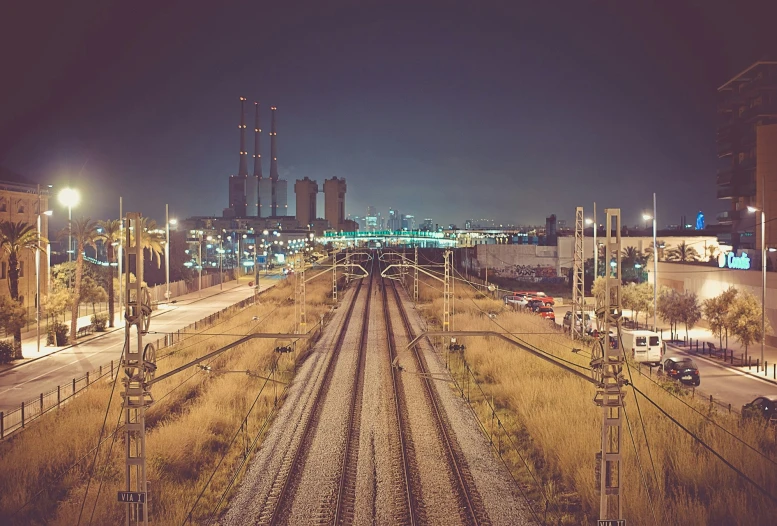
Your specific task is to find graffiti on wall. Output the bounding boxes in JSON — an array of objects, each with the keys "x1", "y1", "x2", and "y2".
[{"x1": 494, "y1": 264, "x2": 565, "y2": 283}]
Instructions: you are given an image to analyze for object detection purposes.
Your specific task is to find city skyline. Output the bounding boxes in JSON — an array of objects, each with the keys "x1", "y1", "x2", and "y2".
[{"x1": 2, "y1": 1, "x2": 777, "y2": 231}]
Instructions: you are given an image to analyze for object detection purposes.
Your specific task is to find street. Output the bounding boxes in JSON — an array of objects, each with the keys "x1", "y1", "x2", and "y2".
[{"x1": 0, "y1": 276, "x2": 283, "y2": 412}]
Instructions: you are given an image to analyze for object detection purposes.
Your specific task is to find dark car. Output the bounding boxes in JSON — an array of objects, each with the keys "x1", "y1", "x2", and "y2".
[
  {"x1": 742, "y1": 396, "x2": 777, "y2": 423},
  {"x1": 659, "y1": 356, "x2": 700, "y2": 386},
  {"x1": 527, "y1": 299, "x2": 544, "y2": 311}
]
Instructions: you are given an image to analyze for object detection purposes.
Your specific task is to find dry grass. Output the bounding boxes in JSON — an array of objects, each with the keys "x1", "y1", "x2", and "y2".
[
  {"x1": 0, "y1": 273, "x2": 335, "y2": 525},
  {"x1": 415, "y1": 274, "x2": 777, "y2": 525}
]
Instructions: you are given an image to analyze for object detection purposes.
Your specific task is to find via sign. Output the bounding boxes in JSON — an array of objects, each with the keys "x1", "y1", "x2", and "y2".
[
  {"x1": 117, "y1": 491, "x2": 146, "y2": 503},
  {"x1": 718, "y1": 251, "x2": 751, "y2": 270}
]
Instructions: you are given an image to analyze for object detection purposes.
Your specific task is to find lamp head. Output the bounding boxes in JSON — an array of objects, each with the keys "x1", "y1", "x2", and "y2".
[
  {"x1": 57, "y1": 188, "x2": 80, "y2": 208},
  {"x1": 748, "y1": 206, "x2": 759, "y2": 213},
  {"x1": 642, "y1": 214, "x2": 653, "y2": 221}
]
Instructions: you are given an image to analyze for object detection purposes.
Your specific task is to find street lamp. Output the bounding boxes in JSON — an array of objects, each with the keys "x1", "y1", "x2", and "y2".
[
  {"x1": 57, "y1": 188, "x2": 80, "y2": 262},
  {"x1": 585, "y1": 217, "x2": 596, "y2": 280},
  {"x1": 36, "y1": 208, "x2": 53, "y2": 353},
  {"x1": 748, "y1": 205, "x2": 767, "y2": 368},
  {"x1": 165, "y1": 205, "x2": 176, "y2": 303},
  {"x1": 644, "y1": 195, "x2": 657, "y2": 330}
]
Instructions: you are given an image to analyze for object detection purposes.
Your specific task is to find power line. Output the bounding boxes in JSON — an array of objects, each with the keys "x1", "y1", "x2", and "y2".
[{"x1": 630, "y1": 383, "x2": 777, "y2": 506}]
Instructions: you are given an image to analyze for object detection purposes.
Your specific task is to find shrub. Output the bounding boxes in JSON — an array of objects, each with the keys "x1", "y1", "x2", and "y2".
[
  {"x1": 47, "y1": 321, "x2": 69, "y2": 346},
  {"x1": 91, "y1": 313, "x2": 108, "y2": 332},
  {"x1": 0, "y1": 339, "x2": 13, "y2": 364}
]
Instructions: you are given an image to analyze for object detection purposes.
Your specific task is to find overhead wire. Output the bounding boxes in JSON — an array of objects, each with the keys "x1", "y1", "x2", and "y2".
[{"x1": 630, "y1": 383, "x2": 777, "y2": 506}]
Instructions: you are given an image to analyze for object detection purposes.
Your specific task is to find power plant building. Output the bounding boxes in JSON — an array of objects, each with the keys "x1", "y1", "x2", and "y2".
[
  {"x1": 324, "y1": 177, "x2": 347, "y2": 231},
  {"x1": 295, "y1": 177, "x2": 318, "y2": 227}
]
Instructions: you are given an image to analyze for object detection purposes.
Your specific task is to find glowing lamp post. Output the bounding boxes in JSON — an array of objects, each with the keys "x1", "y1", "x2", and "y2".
[
  {"x1": 643, "y1": 196, "x2": 657, "y2": 330},
  {"x1": 748, "y1": 205, "x2": 769, "y2": 369},
  {"x1": 57, "y1": 188, "x2": 80, "y2": 262}
]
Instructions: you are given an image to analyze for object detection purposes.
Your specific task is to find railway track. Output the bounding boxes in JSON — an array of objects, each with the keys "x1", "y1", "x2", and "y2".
[
  {"x1": 387, "y1": 272, "x2": 491, "y2": 526},
  {"x1": 255, "y1": 274, "x2": 368, "y2": 525},
  {"x1": 330, "y1": 258, "x2": 374, "y2": 525},
  {"x1": 380, "y1": 258, "x2": 423, "y2": 526}
]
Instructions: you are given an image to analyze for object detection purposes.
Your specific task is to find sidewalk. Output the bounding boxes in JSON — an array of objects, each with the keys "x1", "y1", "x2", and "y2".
[
  {"x1": 1, "y1": 276, "x2": 267, "y2": 372},
  {"x1": 655, "y1": 323, "x2": 777, "y2": 386}
]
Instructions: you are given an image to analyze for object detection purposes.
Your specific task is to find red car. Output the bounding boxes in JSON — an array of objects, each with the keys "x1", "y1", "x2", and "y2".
[{"x1": 537, "y1": 306, "x2": 555, "y2": 320}]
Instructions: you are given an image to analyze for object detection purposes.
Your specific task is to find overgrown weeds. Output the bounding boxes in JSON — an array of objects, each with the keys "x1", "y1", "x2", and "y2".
[{"x1": 0, "y1": 274, "x2": 334, "y2": 525}]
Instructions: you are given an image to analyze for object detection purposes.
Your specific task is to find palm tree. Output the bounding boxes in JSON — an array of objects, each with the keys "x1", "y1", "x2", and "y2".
[
  {"x1": 61, "y1": 218, "x2": 99, "y2": 343},
  {"x1": 666, "y1": 241, "x2": 701, "y2": 262},
  {"x1": 134, "y1": 218, "x2": 164, "y2": 267},
  {"x1": 97, "y1": 219, "x2": 121, "y2": 328},
  {"x1": 621, "y1": 246, "x2": 640, "y2": 265},
  {"x1": 0, "y1": 221, "x2": 45, "y2": 357}
]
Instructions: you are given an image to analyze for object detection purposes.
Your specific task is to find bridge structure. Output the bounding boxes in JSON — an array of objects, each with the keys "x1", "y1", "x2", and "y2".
[{"x1": 322, "y1": 229, "x2": 458, "y2": 248}]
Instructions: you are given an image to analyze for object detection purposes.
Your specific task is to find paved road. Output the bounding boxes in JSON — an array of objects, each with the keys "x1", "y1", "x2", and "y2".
[
  {"x1": 663, "y1": 345, "x2": 777, "y2": 410},
  {"x1": 546, "y1": 310, "x2": 777, "y2": 410},
  {"x1": 0, "y1": 276, "x2": 283, "y2": 412}
]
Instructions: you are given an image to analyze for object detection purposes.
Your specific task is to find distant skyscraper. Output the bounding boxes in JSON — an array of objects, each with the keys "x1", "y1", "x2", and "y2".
[
  {"x1": 388, "y1": 208, "x2": 400, "y2": 231},
  {"x1": 405, "y1": 214, "x2": 415, "y2": 230},
  {"x1": 421, "y1": 218, "x2": 434, "y2": 231},
  {"x1": 365, "y1": 206, "x2": 378, "y2": 231}
]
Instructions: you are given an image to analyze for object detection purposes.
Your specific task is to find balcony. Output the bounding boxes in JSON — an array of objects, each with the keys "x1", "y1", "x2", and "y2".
[
  {"x1": 716, "y1": 169, "x2": 734, "y2": 186},
  {"x1": 716, "y1": 210, "x2": 741, "y2": 225},
  {"x1": 717, "y1": 185, "x2": 735, "y2": 199}
]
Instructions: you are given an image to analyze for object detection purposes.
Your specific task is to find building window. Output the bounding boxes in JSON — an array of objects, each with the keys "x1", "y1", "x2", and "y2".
[
  {"x1": 0, "y1": 197, "x2": 6, "y2": 212},
  {"x1": 739, "y1": 106, "x2": 746, "y2": 117},
  {"x1": 739, "y1": 152, "x2": 747, "y2": 163},
  {"x1": 19, "y1": 261, "x2": 24, "y2": 278},
  {"x1": 0, "y1": 261, "x2": 5, "y2": 279},
  {"x1": 17, "y1": 200, "x2": 25, "y2": 214}
]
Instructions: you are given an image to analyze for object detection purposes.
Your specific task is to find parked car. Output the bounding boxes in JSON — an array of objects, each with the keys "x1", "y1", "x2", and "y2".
[
  {"x1": 659, "y1": 357, "x2": 700, "y2": 386},
  {"x1": 742, "y1": 395, "x2": 777, "y2": 423},
  {"x1": 527, "y1": 299, "x2": 544, "y2": 311},
  {"x1": 562, "y1": 311, "x2": 593, "y2": 334},
  {"x1": 536, "y1": 306, "x2": 555, "y2": 321},
  {"x1": 515, "y1": 291, "x2": 555, "y2": 306}
]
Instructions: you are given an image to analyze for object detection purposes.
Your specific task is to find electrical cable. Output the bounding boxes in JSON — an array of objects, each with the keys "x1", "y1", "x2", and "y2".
[
  {"x1": 76, "y1": 339, "x2": 127, "y2": 526},
  {"x1": 622, "y1": 404, "x2": 660, "y2": 526},
  {"x1": 183, "y1": 357, "x2": 277, "y2": 524},
  {"x1": 630, "y1": 383, "x2": 777, "y2": 506}
]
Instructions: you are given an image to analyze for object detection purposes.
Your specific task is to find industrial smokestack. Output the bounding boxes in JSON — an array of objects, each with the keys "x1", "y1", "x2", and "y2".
[
  {"x1": 239, "y1": 97, "x2": 248, "y2": 177},
  {"x1": 270, "y1": 106, "x2": 279, "y2": 182},
  {"x1": 253, "y1": 102, "x2": 262, "y2": 179}
]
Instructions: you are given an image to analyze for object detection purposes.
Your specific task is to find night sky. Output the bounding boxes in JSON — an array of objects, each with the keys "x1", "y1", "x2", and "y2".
[{"x1": 2, "y1": 0, "x2": 776, "y2": 230}]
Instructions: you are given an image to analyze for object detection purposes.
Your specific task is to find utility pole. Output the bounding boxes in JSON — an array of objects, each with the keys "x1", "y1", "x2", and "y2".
[
  {"x1": 298, "y1": 253, "x2": 306, "y2": 333},
  {"x1": 118, "y1": 197, "x2": 123, "y2": 320},
  {"x1": 198, "y1": 232, "x2": 203, "y2": 298},
  {"x1": 332, "y1": 248, "x2": 337, "y2": 302},
  {"x1": 414, "y1": 245, "x2": 419, "y2": 302},
  {"x1": 121, "y1": 212, "x2": 156, "y2": 525},
  {"x1": 593, "y1": 202, "x2": 598, "y2": 279},
  {"x1": 573, "y1": 207, "x2": 585, "y2": 339},
  {"x1": 165, "y1": 204, "x2": 170, "y2": 303},
  {"x1": 652, "y1": 193, "x2": 658, "y2": 331},
  {"x1": 443, "y1": 249, "x2": 452, "y2": 332},
  {"x1": 592, "y1": 208, "x2": 625, "y2": 522}
]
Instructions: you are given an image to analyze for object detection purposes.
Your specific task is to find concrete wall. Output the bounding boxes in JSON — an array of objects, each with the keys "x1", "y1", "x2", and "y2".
[{"x1": 652, "y1": 261, "x2": 777, "y2": 344}]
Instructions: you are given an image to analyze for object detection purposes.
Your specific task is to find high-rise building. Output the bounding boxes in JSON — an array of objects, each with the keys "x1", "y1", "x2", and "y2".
[
  {"x1": 421, "y1": 218, "x2": 434, "y2": 231},
  {"x1": 294, "y1": 177, "x2": 318, "y2": 227},
  {"x1": 717, "y1": 60, "x2": 777, "y2": 250},
  {"x1": 388, "y1": 208, "x2": 400, "y2": 231},
  {"x1": 324, "y1": 177, "x2": 347, "y2": 230},
  {"x1": 365, "y1": 206, "x2": 378, "y2": 231}
]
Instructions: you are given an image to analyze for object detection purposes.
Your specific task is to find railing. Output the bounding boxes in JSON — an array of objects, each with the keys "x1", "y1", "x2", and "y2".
[{"x1": 0, "y1": 292, "x2": 259, "y2": 441}]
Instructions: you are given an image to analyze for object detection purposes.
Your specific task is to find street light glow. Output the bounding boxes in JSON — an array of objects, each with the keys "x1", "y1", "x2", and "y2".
[
  {"x1": 585, "y1": 218, "x2": 593, "y2": 225},
  {"x1": 748, "y1": 206, "x2": 759, "y2": 213},
  {"x1": 642, "y1": 214, "x2": 653, "y2": 221},
  {"x1": 58, "y1": 187, "x2": 80, "y2": 208}
]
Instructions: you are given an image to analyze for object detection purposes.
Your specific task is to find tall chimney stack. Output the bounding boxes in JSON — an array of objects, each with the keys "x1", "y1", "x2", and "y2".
[
  {"x1": 239, "y1": 97, "x2": 248, "y2": 177},
  {"x1": 270, "y1": 106, "x2": 279, "y2": 181},
  {"x1": 253, "y1": 102, "x2": 262, "y2": 179}
]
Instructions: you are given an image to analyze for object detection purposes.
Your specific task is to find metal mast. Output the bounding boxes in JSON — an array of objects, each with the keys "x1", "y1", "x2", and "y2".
[
  {"x1": 443, "y1": 249, "x2": 452, "y2": 332},
  {"x1": 572, "y1": 206, "x2": 585, "y2": 339},
  {"x1": 414, "y1": 245, "x2": 419, "y2": 302},
  {"x1": 332, "y1": 248, "x2": 338, "y2": 303},
  {"x1": 299, "y1": 253, "x2": 306, "y2": 333},
  {"x1": 122, "y1": 212, "x2": 156, "y2": 525},
  {"x1": 593, "y1": 208, "x2": 624, "y2": 521}
]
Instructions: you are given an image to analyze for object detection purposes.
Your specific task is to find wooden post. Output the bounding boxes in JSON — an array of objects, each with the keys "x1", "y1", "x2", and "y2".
[
  {"x1": 0, "y1": 411, "x2": 4, "y2": 438},
  {"x1": 72, "y1": 377, "x2": 76, "y2": 394},
  {"x1": 21, "y1": 403, "x2": 25, "y2": 428},
  {"x1": 40, "y1": 393, "x2": 43, "y2": 414},
  {"x1": 57, "y1": 385, "x2": 61, "y2": 406}
]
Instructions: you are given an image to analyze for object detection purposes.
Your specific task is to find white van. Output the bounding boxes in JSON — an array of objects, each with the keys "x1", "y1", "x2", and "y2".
[{"x1": 621, "y1": 330, "x2": 662, "y2": 366}]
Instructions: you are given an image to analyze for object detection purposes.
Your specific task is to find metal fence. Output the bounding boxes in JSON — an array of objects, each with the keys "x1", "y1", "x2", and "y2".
[{"x1": 0, "y1": 292, "x2": 258, "y2": 441}]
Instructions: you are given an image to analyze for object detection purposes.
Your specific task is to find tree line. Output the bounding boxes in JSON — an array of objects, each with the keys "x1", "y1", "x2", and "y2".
[
  {"x1": 0, "y1": 217, "x2": 166, "y2": 361},
  {"x1": 591, "y1": 277, "x2": 768, "y2": 356}
]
